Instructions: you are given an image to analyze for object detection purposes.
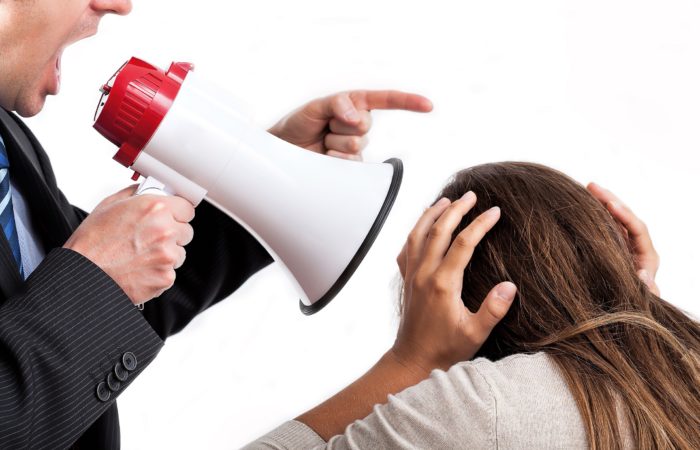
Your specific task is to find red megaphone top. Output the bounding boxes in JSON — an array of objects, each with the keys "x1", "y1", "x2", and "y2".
[{"x1": 93, "y1": 57, "x2": 194, "y2": 168}]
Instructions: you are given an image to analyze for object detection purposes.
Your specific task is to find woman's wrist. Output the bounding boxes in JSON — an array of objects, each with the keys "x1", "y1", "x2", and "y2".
[
  {"x1": 296, "y1": 347, "x2": 435, "y2": 440},
  {"x1": 386, "y1": 344, "x2": 443, "y2": 379}
]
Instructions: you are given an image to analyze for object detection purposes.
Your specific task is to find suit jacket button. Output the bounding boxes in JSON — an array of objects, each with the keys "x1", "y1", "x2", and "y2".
[
  {"x1": 107, "y1": 372, "x2": 122, "y2": 392},
  {"x1": 96, "y1": 382, "x2": 111, "y2": 402},
  {"x1": 114, "y1": 363, "x2": 129, "y2": 382},
  {"x1": 122, "y1": 352, "x2": 138, "y2": 371}
]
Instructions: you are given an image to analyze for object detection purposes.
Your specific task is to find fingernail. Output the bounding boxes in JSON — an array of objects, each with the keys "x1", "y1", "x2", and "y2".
[
  {"x1": 436, "y1": 197, "x2": 450, "y2": 207},
  {"x1": 461, "y1": 191, "x2": 475, "y2": 202},
  {"x1": 495, "y1": 282, "x2": 517, "y2": 302},
  {"x1": 638, "y1": 269, "x2": 650, "y2": 283},
  {"x1": 486, "y1": 206, "x2": 501, "y2": 217}
]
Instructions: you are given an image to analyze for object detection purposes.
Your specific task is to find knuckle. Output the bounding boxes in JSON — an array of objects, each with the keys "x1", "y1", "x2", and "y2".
[
  {"x1": 484, "y1": 301, "x2": 504, "y2": 324},
  {"x1": 407, "y1": 231, "x2": 421, "y2": 246},
  {"x1": 184, "y1": 205, "x2": 196, "y2": 222},
  {"x1": 332, "y1": 94, "x2": 345, "y2": 110},
  {"x1": 428, "y1": 224, "x2": 448, "y2": 239},
  {"x1": 179, "y1": 246, "x2": 187, "y2": 261},
  {"x1": 155, "y1": 226, "x2": 175, "y2": 242},
  {"x1": 348, "y1": 136, "x2": 362, "y2": 153},
  {"x1": 411, "y1": 272, "x2": 429, "y2": 290},
  {"x1": 429, "y1": 278, "x2": 451, "y2": 296},
  {"x1": 160, "y1": 244, "x2": 182, "y2": 265},
  {"x1": 162, "y1": 269, "x2": 176, "y2": 287},
  {"x1": 144, "y1": 197, "x2": 167, "y2": 213},
  {"x1": 453, "y1": 233, "x2": 475, "y2": 249},
  {"x1": 185, "y1": 224, "x2": 195, "y2": 243},
  {"x1": 153, "y1": 248, "x2": 173, "y2": 266},
  {"x1": 359, "y1": 115, "x2": 372, "y2": 134}
]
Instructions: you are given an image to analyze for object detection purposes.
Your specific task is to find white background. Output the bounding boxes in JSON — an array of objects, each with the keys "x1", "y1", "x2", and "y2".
[{"x1": 26, "y1": 1, "x2": 699, "y2": 448}]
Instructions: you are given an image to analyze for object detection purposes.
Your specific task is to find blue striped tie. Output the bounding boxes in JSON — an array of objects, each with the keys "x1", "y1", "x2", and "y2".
[{"x1": 0, "y1": 137, "x2": 23, "y2": 278}]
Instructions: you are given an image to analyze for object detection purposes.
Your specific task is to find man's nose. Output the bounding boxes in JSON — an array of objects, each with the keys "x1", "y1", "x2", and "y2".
[{"x1": 91, "y1": 0, "x2": 133, "y2": 16}]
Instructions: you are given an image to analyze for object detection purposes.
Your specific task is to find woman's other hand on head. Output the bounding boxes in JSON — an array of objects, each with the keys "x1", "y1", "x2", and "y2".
[
  {"x1": 393, "y1": 193, "x2": 517, "y2": 373},
  {"x1": 587, "y1": 182, "x2": 660, "y2": 296}
]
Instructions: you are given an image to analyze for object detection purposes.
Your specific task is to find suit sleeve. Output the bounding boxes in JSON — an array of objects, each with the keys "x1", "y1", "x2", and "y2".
[
  {"x1": 0, "y1": 247, "x2": 164, "y2": 450},
  {"x1": 72, "y1": 200, "x2": 274, "y2": 340}
]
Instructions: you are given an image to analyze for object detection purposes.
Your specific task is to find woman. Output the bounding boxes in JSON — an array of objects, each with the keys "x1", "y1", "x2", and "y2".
[{"x1": 246, "y1": 162, "x2": 700, "y2": 449}]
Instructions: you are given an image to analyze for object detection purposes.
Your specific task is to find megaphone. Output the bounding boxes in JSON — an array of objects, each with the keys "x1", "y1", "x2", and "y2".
[{"x1": 92, "y1": 57, "x2": 402, "y2": 315}]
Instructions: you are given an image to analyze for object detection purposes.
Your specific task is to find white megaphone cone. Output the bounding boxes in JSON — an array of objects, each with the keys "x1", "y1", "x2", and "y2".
[{"x1": 93, "y1": 58, "x2": 402, "y2": 314}]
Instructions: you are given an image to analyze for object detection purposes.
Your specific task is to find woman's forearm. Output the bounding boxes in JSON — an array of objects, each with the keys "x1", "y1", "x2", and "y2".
[{"x1": 296, "y1": 349, "x2": 430, "y2": 441}]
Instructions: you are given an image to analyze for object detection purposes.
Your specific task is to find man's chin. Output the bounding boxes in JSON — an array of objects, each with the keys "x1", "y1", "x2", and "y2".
[{"x1": 15, "y1": 95, "x2": 48, "y2": 118}]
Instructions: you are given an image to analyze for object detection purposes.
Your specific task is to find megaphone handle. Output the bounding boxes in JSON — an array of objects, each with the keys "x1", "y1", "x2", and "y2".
[
  {"x1": 133, "y1": 176, "x2": 173, "y2": 310},
  {"x1": 135, "y1": 176, "x2": 174, "y2": 197}
]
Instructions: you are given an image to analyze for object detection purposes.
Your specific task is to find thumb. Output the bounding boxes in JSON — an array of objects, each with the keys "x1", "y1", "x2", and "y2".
[
  {"x1": 330, "y1": 93, "x2": 361, "y2": 124},
  {"x1": 469, "y1": 282, "x2": 517, "y2": 342},
  {"x1": 100, "y1": 184, "x2": 139, "y2": 206},
  {"x1": 304, "y1": 93, "x2": 360, "y2": 124}
]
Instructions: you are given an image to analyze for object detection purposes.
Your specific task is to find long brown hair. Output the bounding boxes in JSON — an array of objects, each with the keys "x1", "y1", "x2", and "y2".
[{"x1": 435, "y1": 162, "x2": 700, "y2": 449}]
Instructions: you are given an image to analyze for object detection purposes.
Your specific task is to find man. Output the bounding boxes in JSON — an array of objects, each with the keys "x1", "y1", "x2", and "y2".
[{"x1": 0, "y1": 1, "x2": 432, "y2": 449}]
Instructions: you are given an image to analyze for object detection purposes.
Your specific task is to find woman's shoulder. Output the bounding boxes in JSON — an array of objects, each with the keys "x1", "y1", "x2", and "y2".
[
  {"x1": 446, "y1": 352, "x2": 588, "y2": 448},
  {"x1": 456, "y1": 351, "x2": 566, "y2": 386}
]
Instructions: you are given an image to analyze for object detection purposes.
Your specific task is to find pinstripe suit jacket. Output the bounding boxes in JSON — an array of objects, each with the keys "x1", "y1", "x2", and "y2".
[{"x1": 0, "y1": 109, "x2": 273, "y2": 449}]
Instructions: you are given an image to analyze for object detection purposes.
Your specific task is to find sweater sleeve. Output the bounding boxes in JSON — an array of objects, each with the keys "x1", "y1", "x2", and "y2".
[
  {"x1": 0, "y1": 248, "x2": 164, "y2": 450},
  {"x1": 242, "y1": 363, "x2": 498, "y2": 450}
]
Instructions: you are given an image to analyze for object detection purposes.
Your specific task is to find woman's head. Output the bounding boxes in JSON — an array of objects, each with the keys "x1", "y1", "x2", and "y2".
[
  {"x1": 432, "y1": 162, "x2": 699, "y2": 449},
  {"x1": 437, "y1": 162, "x2": 643, "y2": 357}
]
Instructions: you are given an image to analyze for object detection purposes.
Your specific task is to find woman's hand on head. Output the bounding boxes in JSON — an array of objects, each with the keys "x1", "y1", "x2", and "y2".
[
  {"x1": 296, "y1": 192, "x2": 516, "y2": 440},
  {"x1": 587, "y1": 182, "x2": 660, "y2": 296},
  {"x1": 393, "y1": 192, "x2": 517, "y2": 374}
]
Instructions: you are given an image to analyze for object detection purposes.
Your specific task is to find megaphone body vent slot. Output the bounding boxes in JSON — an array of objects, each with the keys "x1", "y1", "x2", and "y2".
[{"x1": 115, "y1": 73, "x2": 165, "y2": 136}]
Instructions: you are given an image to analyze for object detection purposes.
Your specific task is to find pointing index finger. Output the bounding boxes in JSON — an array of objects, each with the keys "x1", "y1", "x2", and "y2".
[{"x1": 348, "y1": 90, "x2": 433, "y2": 112}]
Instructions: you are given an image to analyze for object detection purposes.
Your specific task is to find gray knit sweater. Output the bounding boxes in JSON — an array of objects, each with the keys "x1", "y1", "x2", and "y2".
[{"x1": 243, "y1": 352, "x2": 634, "y2": 449}]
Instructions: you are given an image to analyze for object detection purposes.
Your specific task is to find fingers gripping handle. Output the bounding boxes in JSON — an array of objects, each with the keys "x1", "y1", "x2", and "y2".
[{"x1": 132, "y1": 176, "x2": 173, "y2": 310}]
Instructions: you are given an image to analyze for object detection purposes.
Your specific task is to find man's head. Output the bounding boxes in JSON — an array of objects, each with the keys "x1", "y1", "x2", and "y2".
[{"x1": 0, "y1": 0, "x2": 132, "y2": 117}]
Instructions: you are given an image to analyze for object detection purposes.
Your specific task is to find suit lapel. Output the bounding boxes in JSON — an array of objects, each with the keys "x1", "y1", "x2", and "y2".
[{"x1": 0, "y1": 108, "x2": 77, "y2": 297}]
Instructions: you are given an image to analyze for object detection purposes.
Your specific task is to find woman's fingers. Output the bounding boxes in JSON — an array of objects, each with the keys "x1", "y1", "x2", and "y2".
[
  {"x1": 587, "y1": 182, "x2": 660, "y2": 277},
  {"x1": 465, "y1": 282, "x2": 517, "y2": 345},
  {"x1": 588, "y1": 182, "x2": 650, "y2": 245},
  {"x1": 605, "y1": 200, "x2": 656, "y2": 254},
  {"x1": 436, "y1": 206, "x2": 501, "y2": 278},
  {"x1": 418, "y1": 192, "x2": 477, "y2": 274},
  {"x1": 404, "y1": 198, "x2": 452, "y2": 278},
  {"x1": 638, "y1": 269, "x2": 661, "y2": 296}
]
